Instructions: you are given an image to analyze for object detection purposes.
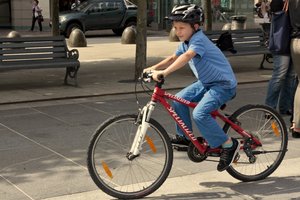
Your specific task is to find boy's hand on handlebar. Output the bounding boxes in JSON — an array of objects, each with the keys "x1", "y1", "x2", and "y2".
[
  {"x1": 142, "y1": 68, "x2": 165, "y2": 82},
  {"x1": 143, "y1": 67, "x2": 153, "y2": 74},
  {"x1": 151, "y1": 70, "x2": 164, "y2": 82}
]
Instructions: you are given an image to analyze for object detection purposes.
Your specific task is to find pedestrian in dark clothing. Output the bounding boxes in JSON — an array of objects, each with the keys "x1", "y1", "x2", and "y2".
[
  {"x1": 30, "y1": 0, "x2": 43, "y2": 31},
  {"x1": 265, "y1": 0, "x2": 297, "y2": 117}
]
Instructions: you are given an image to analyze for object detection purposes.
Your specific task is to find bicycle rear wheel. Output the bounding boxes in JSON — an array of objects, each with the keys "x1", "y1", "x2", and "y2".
[
  {"x1": 223, "y1": 104, "x2": 288, "y2": 182},
  {"x1": 87, "y1": 114, "x2": 173, "y2": 199}
]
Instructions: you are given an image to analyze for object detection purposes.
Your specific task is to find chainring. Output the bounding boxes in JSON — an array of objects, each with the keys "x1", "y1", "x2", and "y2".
[{"x1": 187, "y1": 139, "x2": 207, "y2": 163}]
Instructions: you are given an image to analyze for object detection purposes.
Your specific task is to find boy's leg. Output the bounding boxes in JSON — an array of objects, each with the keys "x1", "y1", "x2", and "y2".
[
  {"x1": 192, "y1": 86, "x2": 234, "y2": 148},
  {"x1": 171, "y1": 81, "x2": 206, "y2": 145},
  {"x1": 192, "y1": 86, "x2": 239, "y2": 171}
]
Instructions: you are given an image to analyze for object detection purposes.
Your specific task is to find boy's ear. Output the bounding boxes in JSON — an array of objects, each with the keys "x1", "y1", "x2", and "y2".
[{"x1": 194, "y1": 23, "x2": 200, "y2": 30}]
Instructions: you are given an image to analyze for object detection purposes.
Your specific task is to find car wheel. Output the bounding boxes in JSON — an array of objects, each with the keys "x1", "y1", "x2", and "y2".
[
  {"x1": 66, "y1": 23, "x2": 82, "y2": 38},
  {"x1": 125, "y1": 21, "x2": 137, "y2": 28},
  {"x1": 112, "y1": 21, "x2": 137, "y2": 36},
  {"x1": 112, "y1": 28, "x2": 123, "y2": 36}
]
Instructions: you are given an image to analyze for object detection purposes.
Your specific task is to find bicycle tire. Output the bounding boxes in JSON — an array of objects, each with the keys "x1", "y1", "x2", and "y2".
[
  {"x1": 223, "y1": 104, "x2": 288, "y2": 182},
  {"x1": 87, "y1": 114, "x2": 173, "y2": 199}
]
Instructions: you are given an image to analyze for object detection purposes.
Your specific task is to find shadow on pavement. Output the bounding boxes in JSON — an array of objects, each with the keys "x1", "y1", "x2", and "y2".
[
  {"x1": 141, "y1": 176, "x2": 300, "y2": 200},
  {"x1": 201, "y1": 176, "x2": 300, "y2": 199}
]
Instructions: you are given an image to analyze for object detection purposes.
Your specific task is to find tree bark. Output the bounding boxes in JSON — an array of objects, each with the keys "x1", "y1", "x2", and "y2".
[
  {"x1": 134, "y1": 0, "x2": 147, "y2": 80},
  {"x1": 203, "y1": 0, "x2": 212, "y2": 31},
  {"x1": 51, "y1": 0, "x2": 59, "y2": 36}
]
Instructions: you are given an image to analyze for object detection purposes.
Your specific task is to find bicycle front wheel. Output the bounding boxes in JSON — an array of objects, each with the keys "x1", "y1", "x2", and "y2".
[
  {"x1": 223, "y1": 104, "x2": 288, "y2": 182},
  {"x1": 87, "y1": 114, "x2": 173, "y2": 199}
]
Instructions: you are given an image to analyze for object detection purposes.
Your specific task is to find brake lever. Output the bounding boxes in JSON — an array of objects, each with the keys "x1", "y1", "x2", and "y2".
[{"x1": 140, "y1": 72, "x2": 153, "y2": 83}]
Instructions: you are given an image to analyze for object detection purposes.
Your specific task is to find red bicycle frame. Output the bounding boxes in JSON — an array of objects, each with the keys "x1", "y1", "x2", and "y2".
[{"x1": 150, "y1": 84, "x2": 262, "y2": 154}]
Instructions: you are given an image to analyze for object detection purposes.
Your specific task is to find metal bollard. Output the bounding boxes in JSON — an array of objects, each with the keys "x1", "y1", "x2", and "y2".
[
  {"x1": 230, "y1": 15, "x2": 247, "y2": 30},
  {"x1": 7, "y1": 31, "x2": 21, "y2": 38},
  {"x1": 121, "y1": 26, "x2": 136, "y2": 44},
  {"x1": 68, "y1": 29, "x2": 87, "y2": 47}
]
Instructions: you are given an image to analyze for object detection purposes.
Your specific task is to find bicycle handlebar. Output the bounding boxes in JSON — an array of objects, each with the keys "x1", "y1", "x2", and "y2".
[{"x1": 141, "y1": 72, "x2": 164, "y2": 83}]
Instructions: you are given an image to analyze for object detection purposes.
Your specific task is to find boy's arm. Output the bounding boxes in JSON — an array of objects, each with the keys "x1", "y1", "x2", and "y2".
[
  {"x1": 162, "y1": 49, "x2": 196, "y2": 77},
  {"x1": 145, "y1": 54, "x2": 178, "y2": 71}
]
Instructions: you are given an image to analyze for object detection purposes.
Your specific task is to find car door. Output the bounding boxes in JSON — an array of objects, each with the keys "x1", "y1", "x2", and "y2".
[
  {"x1": 85, "y1": 0, "x2": 125, "y2": 30},
  {"x1": 84, "y1": 2, "x2": 104, "y2": 30}
]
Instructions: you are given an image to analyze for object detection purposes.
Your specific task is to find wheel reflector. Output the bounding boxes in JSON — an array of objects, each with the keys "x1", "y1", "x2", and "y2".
[
  {"x1": 102, "y1": 161, "x2": 113, "y2": 179},
  {"x1": 145, "y1": 135, "x2": 157, "y2": 153},
  {"x1": 271, "y1": 121, "x2": 280, "y2": 137}
]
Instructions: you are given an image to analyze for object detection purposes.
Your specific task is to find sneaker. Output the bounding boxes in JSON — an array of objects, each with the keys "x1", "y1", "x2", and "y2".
[
  {"x1": 170, "y1": 135, "x2": 190, "y2": 146},
  {"x1": 292, "y1": 130, "x2": 300, "y2": 138},
  {"x1": 280, "y1": 110, "x2": 292, "y2": 116},
  {"x1": 217, "y1": 138, "x2": 240, "y2": 172}
]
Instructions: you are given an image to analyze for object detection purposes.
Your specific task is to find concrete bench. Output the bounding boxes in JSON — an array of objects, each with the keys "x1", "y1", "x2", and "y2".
[
  {"x1": 0, "y1": 36, "x2": 80, "y2": 86},
  {"x1": 204, "y1": 28, "x2": 272, "y2": 69}
]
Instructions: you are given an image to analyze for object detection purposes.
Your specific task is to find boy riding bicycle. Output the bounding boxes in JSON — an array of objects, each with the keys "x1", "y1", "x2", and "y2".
[{"x1": 144, "y1": 5, "x2": 240, "y2": 172}]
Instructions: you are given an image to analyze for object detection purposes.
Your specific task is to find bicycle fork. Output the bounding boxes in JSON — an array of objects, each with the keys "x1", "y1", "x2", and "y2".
[{"x1": 126, "y1": 101, "x2": 156, "y2": 160}]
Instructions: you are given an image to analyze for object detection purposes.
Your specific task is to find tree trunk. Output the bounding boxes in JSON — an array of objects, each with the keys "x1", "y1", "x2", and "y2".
[
  {"x1": 203, "y1": 0, "x2": 212, "y2": 31},
  {"x1": 134, "y1": 0, "x2": 147, "y2": 80},
  {"x1": 51, "y1": 0, "x2": 59, "y2": 36}
]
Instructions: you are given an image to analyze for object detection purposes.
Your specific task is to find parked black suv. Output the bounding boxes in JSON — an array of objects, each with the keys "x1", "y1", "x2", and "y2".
[{"x1": 58, "y1": 0, "x2": 153, "y2": 37}]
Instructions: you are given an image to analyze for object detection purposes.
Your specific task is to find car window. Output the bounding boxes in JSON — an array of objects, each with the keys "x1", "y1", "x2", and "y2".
[
  {"x1": 75, "y1": 1, "x2": 89, "y2": 11},
  {"x1": 88, "y1": 1, "x2": 123, "y2": 13},
  {"x1": 125, "y1": 0, "x2": 136, "y2": 7}
]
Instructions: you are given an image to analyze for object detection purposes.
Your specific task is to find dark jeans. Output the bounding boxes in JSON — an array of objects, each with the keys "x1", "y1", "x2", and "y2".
[
  {"x1": 30, "y1": 16, "x2": 42, "y2": 31},
  {"x1": 265, "y1": 54, "x2": 297, "y2": 114}
]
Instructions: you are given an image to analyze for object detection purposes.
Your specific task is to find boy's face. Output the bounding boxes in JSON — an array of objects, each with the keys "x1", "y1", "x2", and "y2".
[{"x1": 173, "y1": 21, "x2": 198, "y2": 42}]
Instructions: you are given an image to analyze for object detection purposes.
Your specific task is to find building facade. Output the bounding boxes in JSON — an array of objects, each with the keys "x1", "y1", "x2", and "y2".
[
  {"x1": 0, "y1": 0, "x2": 263, "y2": 31},
  {"x1": 144, "y1": 0, "x2": 261, "y2": 30}
]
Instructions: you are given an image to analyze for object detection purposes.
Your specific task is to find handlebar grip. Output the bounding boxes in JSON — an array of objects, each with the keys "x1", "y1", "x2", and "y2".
[{"x1": 157, "y1": 74, "x2": 164, "y2": 81}]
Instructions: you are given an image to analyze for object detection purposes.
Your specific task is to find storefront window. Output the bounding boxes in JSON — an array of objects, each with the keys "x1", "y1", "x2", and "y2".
[{"x1": 0, "y1": 0, "x2": 11, "y2": 28}]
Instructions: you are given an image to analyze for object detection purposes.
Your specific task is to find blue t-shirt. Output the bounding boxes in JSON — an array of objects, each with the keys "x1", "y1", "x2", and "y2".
[{"x1": 175, "y1": 30, "x2": 237, "y2": 89}]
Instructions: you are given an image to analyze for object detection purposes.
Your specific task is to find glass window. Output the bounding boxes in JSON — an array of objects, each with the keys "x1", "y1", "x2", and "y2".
[
  {"x1": 0, "y1": 0, "x2": 11, "y2": 28},
  {"x1": 88, "y1": 1, "x2": 123, "y2": 13}
]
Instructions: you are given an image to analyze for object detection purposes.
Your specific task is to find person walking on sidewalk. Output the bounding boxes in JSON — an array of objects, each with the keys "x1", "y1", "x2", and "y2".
[
  {"x1": 30, "y1": 0, "x2": 43, "y2": 32},
  {"x1": 144, "y1": 5, "x2": 240, "y2": 172},
  {"x1": 289, "y1": 0, "x2": 300, "y2": 138},
  {"x1": 265, "y1": 0, "x2": 297, "y2": 116}
]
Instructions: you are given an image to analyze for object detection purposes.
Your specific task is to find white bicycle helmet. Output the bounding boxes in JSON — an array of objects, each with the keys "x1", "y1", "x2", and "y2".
[{"x1": 165, "y1": 4, "x2": 204, "y2": 24}]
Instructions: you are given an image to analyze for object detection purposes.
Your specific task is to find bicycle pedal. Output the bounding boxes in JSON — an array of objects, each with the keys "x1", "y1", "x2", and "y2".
[{"x1": 172, "y1": 144, "x2": 188, "y2": 152}]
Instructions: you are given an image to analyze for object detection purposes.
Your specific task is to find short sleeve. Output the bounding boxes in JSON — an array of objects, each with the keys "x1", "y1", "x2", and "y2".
[
  {"x1": 188, "y1": 37, "x2": 206, "y2": 57},
  {"x1": 175, "y1": 43, "x2": 185, "y2": 56}
]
